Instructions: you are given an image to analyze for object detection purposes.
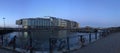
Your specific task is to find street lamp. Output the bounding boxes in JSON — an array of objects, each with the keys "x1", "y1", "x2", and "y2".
[
  {"x1": 3, "y1": 17, "x2": 5, "y2": 28},
  {"x1": 1, "y1": 17, "x2": 5, "y2": 45}
]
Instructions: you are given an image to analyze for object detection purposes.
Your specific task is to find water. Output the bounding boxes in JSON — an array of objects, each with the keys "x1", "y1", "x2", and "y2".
[{"x1": 2, "y1": 30, "x2": 101, "y2": 52}]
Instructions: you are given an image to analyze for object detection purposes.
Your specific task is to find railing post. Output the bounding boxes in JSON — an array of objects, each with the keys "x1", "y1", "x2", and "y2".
[
  {"x1": 1, "y1": 35, "x2": 3, "y2": 45},
  {"x1": 30, "y1": 34, "x2": 33, "y2": 53},
  {"x1": 13, "y1": 36, "x2": 16, "y2": 50},
  {"x1": 101, "y1": 31, "x2": 104, "y2": 37},
  {"x1": 67, "y1": 37, "x2": 70, "y2": 53},
  {"x1": 49, "y1": 38, "x2": 52, "y2": 53},
  {"x1": 95, "y1": 29, "x2": 98, "y2": 40},
  {"x1": 95, "y1": 32, "x2": 97, "y2": 40},
  {"x1": 49, "y1": 38, "x2": 58, "y2": 53},
  {"x1": 99, "y1": 32, "x2": 102, "y2": 38},
  {"x1": 79, "y1": 35, "x2": 85, "y2": 48},
  {"x1": 89, "y1": 32, "x2": 91, "y2": 43}
]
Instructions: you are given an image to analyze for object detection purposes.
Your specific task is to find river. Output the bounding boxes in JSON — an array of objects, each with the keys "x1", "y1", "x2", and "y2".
[{"x1": 2, "y1": 30, "x2": 101, "y2": 52}]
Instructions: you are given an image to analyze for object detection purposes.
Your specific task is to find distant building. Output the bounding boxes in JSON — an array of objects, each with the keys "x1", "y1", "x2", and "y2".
[
  {"x1": 16, "y1": 16, "x2": 79, "y2": 29},
  {"x1": 16, "y1": 17, "x2": 80, "y2": 38}
]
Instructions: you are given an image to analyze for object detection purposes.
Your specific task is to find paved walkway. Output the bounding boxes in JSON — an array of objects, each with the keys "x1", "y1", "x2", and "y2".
[
  {"x1": 72, "y1": 32, "x2": 120, "y2": 53},
  {"x1": 0, "y1": 47, "x2": 20, "y2": 53}
]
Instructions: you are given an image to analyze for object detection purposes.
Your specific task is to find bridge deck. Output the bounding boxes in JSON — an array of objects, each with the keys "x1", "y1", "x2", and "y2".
[{"x1": 72, "y1": 32, "x2": 120, "y2": 53}]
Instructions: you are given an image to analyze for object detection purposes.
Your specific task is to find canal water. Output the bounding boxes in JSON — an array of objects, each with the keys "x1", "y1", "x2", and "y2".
[{"x1": 2, "y1": 30, "x2": 101, "y2": 52}]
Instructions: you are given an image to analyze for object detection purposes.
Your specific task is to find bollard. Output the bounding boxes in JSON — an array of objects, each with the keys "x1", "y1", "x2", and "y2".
[{"x1": 89, "y1": 32, "x2": 91, "y2": 43}]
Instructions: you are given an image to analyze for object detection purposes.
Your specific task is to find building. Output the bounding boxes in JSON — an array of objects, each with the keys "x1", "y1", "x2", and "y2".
[
  {"x1": 16, "y1": 16, "x2": 80, "y2": 38},
  {"x1": 16, "y1": 18, "x2": 51, "y2": 29},
  {"x1": 16, "y1": 16, "x2": 79, "y2": 29}
]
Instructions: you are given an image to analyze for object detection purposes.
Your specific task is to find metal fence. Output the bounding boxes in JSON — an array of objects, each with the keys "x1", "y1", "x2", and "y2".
[{"x1": 0, "y1": 29, "x2": 111, "y2": 53}]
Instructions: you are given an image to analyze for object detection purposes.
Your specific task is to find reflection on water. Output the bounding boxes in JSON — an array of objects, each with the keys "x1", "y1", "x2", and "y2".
[{"x1": 3, "y1": 30, "x2": 101, "y2": 51}]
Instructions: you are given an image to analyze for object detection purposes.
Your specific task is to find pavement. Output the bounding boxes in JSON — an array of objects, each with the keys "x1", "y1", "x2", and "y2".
[
  {"x1": 0, "y1": 47, "x2": 20, "y2": 53},
  {"x1": 0, "y1": 48, "x2": 19, "y2": 53},
  {"x1": 72, "y1": 32, "x2": 120, "y2": 53}
]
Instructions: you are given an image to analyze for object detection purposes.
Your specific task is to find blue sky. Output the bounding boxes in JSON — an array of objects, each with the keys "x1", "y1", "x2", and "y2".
[{"x1": 0, "y1": 0, "x2": 120, "y2": 27}]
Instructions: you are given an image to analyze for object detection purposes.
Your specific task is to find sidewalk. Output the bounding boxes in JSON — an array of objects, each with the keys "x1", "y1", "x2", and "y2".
[
  {"x1": 0, "y1": 47, "x2": 20, "y2": 53},
  {"x1": 72, "y1": 32, "x2": 120, "y2": 53}
]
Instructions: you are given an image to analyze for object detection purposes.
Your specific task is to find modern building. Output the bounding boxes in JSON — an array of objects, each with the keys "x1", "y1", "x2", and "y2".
[
  {"x1": 16, "y1": 16, "x2": 79, "y2": 29},
  {"x1": 16, "y1": 18, "x2": 51, "y2": 29},
  {"x1": 16, "y1": 16, "x2": 80, "y2": 38}
]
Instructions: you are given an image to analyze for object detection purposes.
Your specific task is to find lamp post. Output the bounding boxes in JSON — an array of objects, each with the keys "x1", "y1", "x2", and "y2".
[
  {"x1": 1, "y1": 17, "x2": 5, "y2": 45},
  {"x1": 3, "y1": 18, "x2": 5, "y2": 28}
]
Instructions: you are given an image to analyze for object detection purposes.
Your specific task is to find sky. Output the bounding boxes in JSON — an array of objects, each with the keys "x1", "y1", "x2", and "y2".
[{"x1": 0, "y1": 0, "x2": 120, "y2": 28}]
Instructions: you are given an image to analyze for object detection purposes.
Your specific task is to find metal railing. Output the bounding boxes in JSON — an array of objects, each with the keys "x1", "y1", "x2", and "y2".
[{"x1": 0, "y1": 29, "x2": 117, "y2": 53}]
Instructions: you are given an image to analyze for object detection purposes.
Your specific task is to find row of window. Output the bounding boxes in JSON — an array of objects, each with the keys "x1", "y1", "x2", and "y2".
[
  {"x1": 21, "y1": 18, "x2": 79, "y2": 28},
  {"x1": 23, "y1": 19, "x2": 52, "y2": 26}
]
